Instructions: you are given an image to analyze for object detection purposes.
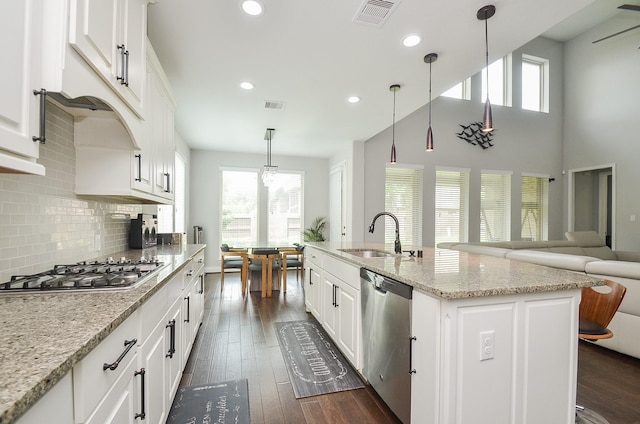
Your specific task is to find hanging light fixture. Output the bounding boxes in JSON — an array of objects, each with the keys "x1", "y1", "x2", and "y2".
[
  {"x1": 262, "y1": 128, "x2": 277, "y2": 187},
  {"x1": 477, "y1": 4, "x2": 496, "y2": 133},
  {"x1": 424, "y1": 53, "x2": 438, "y2": 152},
  {"x1": 389, "y1": 84, "x2": 400, "y2": 164}
]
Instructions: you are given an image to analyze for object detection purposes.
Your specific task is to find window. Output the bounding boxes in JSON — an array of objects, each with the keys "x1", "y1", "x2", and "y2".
[
  {"x1": 385, "y1": 165, "x2": 423, "y2": 247},
  {"x1": 480, "y1": 171, "x2": 511, "y2": 242},
  {"x1": 521, "y1": 174, "x2": 549, "y2": 241},
  {"x1": 441, "y1": 78, "x2": 471, "y2": 100},
  {"x1": 220, "y1": 169, "x2": 258, "y2": 244},
  {"x1": 481, "y1": 54, "x2": 512, "y2": 107},
  {"x1": 522, "y1": 54, "x2": 549, "y2": 113},
  {"x1": 268, "y1": 172, "x2": 304, "y2": 245},
  {"x1": 435, "y1": 168, "x2": 470, "y2": 246}
]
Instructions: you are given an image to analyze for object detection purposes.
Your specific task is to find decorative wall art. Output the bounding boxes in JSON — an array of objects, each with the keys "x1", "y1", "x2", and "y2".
[{"x1": 456, "y1": 122, "x2": 495, "y2": 149}]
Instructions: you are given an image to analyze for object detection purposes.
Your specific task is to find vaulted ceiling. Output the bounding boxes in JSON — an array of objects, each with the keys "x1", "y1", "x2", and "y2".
[{"x1": 146, "y1": 0, "x2": 632, "y2": 158}]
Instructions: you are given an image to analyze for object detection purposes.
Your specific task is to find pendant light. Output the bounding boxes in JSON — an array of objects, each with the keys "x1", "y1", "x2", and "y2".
[
  {"x1": 424, "y1": 53, "x2": 438, "y2": 152},
  {"x1": 477, "y1": 4, "x2": 496, "y2": 133},
  {"x1": 262, "y1": 128, "x2": 277, "y2": 187},
  {"x1": 389, "y1": 84, "x2": 400, "y2": 164}
]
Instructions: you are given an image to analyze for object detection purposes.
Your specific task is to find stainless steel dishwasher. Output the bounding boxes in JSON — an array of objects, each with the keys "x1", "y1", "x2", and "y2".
[{"x1": 360, "y1": 268, "x2": 413, "y2": 424}]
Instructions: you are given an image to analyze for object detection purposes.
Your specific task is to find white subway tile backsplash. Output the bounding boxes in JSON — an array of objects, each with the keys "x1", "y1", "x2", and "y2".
[{"x1": 0, "y1": 102, "x2": 142, "y2": 283}]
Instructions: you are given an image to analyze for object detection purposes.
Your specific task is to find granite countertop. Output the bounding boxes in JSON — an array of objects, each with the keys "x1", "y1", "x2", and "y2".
[
  {"x1": 0, "y1": 244, "x2": 206, "y2": 424},
  {"x1": 308, "y1": 242, "x2": 603, "y2": 299}
]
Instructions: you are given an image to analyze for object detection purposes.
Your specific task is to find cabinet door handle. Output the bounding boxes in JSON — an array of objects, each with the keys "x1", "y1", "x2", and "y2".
[
  {"x1": 334, "y1": 285, "x2": 339, "y2": 308},
  {"x1": 134, "y1": 154, "x2": 142, "y2": 182},
  {"x1": 103, "y1": 338, "x2": 137, "y2": 371},
  {"x1": 134, "y1": 368, "x2": 146, "y2": 420},
  {"x1": 164, "y1": 173, "x2": 171, "y2": 193},
  {"x1": 184, "y1": 296, "x2": 190, "y2": 323},
  {"x1": 186, "y1": 269, "x2": 194, "y2": 277},
  {"x1": 32, "y1": 89, "x2": 47, "y2": 144},
  {"x1": 199, "y1": 274, "x2": 204, "y2": 294},
  {"x1": 309, "y1": 268, "x2": 313, "y2": 285},
  {"x1": 123, "y1": 49, "x2": 130, "y2": 86},
  {"x1": 409, "y1": 336, "x2": 417, "y2": 374},
  {"x1": 117, "y1": 44, "x2": 126, "y2": 84},
  {"x1": 165, "y1": 319, "x2": 176, "y2": 358}
]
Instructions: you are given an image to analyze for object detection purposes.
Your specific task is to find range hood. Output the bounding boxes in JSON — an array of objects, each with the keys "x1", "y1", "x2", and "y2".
[{"x1": 47, "y1": 92, "x2": 113, "y2": 112}]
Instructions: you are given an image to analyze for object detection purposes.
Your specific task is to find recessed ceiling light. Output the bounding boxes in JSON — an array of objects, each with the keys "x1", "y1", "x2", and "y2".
[
  {"x1": 402, "y1": 34, "x2": 422, "y2": 47},
  {"x1": 347, "y1": 96, "x2": 361, "y2": 103},
  {"x1": 240, "y1": 81, "x2": 254, "y2": 90},
  {"x1": 242, "y1": 0, "x2": 263, "y2": 15}
]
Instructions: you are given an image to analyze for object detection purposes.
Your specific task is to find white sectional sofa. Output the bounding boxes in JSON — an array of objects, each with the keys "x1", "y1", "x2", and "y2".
[{"x1": 438, "y1": 231, "x2": 640, "y2": 359}]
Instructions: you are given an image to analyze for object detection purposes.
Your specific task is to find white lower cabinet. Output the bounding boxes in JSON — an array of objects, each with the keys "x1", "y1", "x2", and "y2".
[
  {"x1": 303, "y1": 247, "x2": 322, "y2": 321},
  {"x1": 15, "y1": 374, "x2": 73, "y2": 424},
  {"x1": 410, "y1": 289, "x2": 581, "y2": 424},
  {"x1": 310, "y1": 250, "x2": 361, "y2": 371},
  {"x1": 65, "y1": 249, "x2": 205, "y2": 424}
]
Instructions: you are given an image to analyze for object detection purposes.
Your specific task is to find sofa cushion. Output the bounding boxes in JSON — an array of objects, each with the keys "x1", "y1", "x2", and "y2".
[
  {"x1": 582, "y1": 246, "x2": 618, "y2": 261},
  {"x1": 585, "y1": 260, "x2": 640, "y2": 280},
  {"x1": 505, "y1": 250, "x2": 600, "y2": 272},
  {"x1": 612, "y1": 250, "x2": 640, "y2": 263},
  {"x1": 548, "y1": 246, "x2": 588, "y2": 256},
  {"x1": 564, "y1": 231, "x2": 606, "y2": 247},
  {"x1": 454, "y1": 244, "x2": 510, "y2": 258},
  {"x1": 508, "y1": 241, "x2": 551, "y2": 249}
]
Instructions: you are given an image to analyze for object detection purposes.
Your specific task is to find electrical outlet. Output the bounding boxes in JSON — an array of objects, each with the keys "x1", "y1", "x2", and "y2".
[{"x1": 480, "y1": 330, "x2": 495, "y2": 361}]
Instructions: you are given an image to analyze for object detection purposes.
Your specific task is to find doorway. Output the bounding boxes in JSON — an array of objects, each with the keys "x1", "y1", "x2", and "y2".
[
  {"x1": 568, "y1": 164, "x2": 615, "y2": 248},
  {"x1": 330, "y1": 163, "x2": 347, "y2": 243}
]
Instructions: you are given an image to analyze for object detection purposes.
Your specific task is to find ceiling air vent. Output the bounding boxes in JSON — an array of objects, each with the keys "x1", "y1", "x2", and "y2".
[
  {"x1": 264, "y1": 100, "x2": 286, "y2": 110},
  {"x1": 353, "y1": 0, "x2": 401, "y2": 27}
]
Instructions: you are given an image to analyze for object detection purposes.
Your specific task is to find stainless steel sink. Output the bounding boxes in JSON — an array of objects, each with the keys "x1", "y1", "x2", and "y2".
[{"x1": 338, "y1": 249, "x2": 394, "y2": 258}]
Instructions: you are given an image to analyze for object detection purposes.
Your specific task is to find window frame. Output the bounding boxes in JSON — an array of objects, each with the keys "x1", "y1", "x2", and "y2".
[
  {"x1": 434, "y1": 167, "x2": 470, "y2": 246},
  {"x1": 521, "y1": 54, "x2": 549, "y2": 113},
  {"x1": 480, "y1": 170, "x2": 512, "y2": 242},
  {"x1": 481, "y1": 54, "x2": 512, "y2": 107},
  {"x1": 521, "y1": 173, "x2": 549, "y2": 241},
  {"x1": 384, "y1": 164, "x2": 424, "y2": 248}
]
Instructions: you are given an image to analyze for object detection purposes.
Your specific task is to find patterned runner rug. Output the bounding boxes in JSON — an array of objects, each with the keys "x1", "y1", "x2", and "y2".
[
  {"x1": 167, "y1": 379, "x2": 250, "y2": 424},
  {"x1": 274, "y1": 319, "x2": 365, "y2": 398}
]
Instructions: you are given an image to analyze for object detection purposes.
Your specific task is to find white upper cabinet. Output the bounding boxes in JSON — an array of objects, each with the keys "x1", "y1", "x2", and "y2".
[
  {"x1": 69, "y1": 0, "x2": 147, "y2": 116},
  {"x1": 0, "y1": 0, "x2": 46, "y2": 175}
]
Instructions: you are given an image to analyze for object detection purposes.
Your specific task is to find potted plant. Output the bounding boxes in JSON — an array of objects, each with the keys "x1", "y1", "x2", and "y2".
[{"x1": 302, "y1": 216, "x2": 327, "y2": 242}]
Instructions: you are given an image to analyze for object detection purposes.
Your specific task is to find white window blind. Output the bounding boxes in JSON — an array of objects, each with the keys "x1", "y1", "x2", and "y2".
[
  {"x1": 480, "y1": 171, "x2": 511, "y2": 242},
  {"x1": 268, "y1": 172, "x2": 304, "y2": 245},
  {"x1": 220, "y1": 170, "x2": 258, "y2": 245},
  {"x1": 385, "y1": 165, "x2": 423, "y2": 247},
  {"x1": 521, "y1": 174, "x2": 549, "y2": 241},
  {"x1": 174, "y1": 153, "x2": 186, "y2": 233},
  {"x1": 435, "y1": 169, "x2": 469, "y2": 246}
]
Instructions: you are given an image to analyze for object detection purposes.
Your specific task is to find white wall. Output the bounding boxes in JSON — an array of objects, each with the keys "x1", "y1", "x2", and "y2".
[
  {"x1": 563, "y1": 15, "x2": 640, "y2": 251},
  {"x1": 363, "y1": 37, "x2": 566, "y2": 247},
  {"x1": 189, "y1": 149, "x2": 329, "y2": 271}
]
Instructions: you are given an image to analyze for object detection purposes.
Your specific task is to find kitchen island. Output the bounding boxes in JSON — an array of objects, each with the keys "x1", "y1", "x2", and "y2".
[
  {"x1": 0, "y1": 244, "x2": 206, "y2": 424},
  {"x1": 304, "y1": 242, "x2": 602, "y2": 424}
]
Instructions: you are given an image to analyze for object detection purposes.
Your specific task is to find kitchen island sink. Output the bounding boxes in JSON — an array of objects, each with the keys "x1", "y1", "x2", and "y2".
[{"x1": 338, "y1": 248, "x2": 395, "y2": 258}]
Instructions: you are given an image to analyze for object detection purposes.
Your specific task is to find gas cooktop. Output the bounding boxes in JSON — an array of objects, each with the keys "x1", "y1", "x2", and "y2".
[{"x1": 1, "y1": 257, "x2": 165, "y2": 293}]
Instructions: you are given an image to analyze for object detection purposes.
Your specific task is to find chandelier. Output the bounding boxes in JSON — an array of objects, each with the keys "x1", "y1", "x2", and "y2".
[{"x1": 262, "y1": 128, "x2": 277, "y2": 187}]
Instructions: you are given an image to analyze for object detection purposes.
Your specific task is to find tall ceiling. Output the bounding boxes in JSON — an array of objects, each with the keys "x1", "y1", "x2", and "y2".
[{"x1": 146, "y1": 0, "x2": 631, "y2": 158}]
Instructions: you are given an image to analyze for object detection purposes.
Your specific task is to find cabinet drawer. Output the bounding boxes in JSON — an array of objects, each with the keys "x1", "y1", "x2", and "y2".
[
  {"x1": 73, "y1": 312, "x2": 139, "y2": 423},
  {"x1": 324, "y1": 254, "x2": 360, "y2": 291},
  {"x1": 305, "y1": 247, "x2": 323, "y2": 267},
  {"x1": 138, "y1": 282, "x2": 168, "y2": 345}
]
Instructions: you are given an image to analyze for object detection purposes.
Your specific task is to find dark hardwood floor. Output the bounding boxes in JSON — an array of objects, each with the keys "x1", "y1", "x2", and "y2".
[
  {"x1": 181, "y1": 272, "x2": 640, "y2": 424},
  {"x1": 180, "y1": 272, "x2": 401, "y2": 424}
]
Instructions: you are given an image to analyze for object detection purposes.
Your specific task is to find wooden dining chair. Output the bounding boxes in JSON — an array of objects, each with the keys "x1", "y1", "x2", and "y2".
[
  {"x1": 220, "y1": 244, "x2": 248, "y2": 294},
  {"x1": 578, "y1": 279, "x2": 626, "y2": 341},
  {"x1": 248, "y1": 249, "x2": 280, "y2": 297},
  {"x1": 280, "y1": 245, "x2": 304, "y2": 292}
]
